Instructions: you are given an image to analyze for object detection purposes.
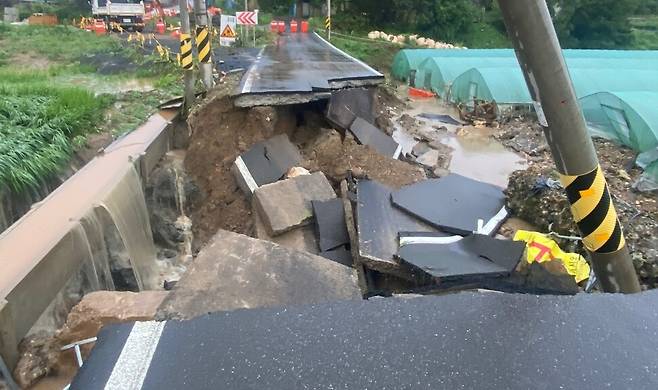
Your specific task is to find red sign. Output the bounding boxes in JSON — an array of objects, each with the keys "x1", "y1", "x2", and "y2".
[{"x1": 236, "y1": 11, "x2": 257, "y2": 25}]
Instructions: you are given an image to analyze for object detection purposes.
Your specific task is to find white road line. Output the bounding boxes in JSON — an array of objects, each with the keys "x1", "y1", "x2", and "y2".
[
  {"x1": 104, "y1": 321, "x2": 166, "y2": 390},
  {"x1": 241, "y1": 47, "x2": 266, "y2": 94}
]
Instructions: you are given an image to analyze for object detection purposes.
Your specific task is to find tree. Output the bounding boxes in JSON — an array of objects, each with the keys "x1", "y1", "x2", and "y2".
[{"x1": 548, "y1": 0, "x2": 638, "y2": 49}]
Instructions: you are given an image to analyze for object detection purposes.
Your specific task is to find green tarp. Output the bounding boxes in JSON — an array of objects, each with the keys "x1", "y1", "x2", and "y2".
[{"x1": 580, "y1": 91, "x2": 658, "y2": 190}]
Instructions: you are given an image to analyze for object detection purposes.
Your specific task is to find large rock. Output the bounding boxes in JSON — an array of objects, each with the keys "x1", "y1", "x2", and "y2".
[
  {"x1": 156, "y1": 230, "x2": 361, "y2": 320},
  {"x1": 253, "y1": 172, "x2": 336, "y2": 236},
  {"x1": 55, "y1": 291, "x2": 169, "y2": 347},
  {"x1": 12, "y1": 332, "x2": 59, "y2": 389}
]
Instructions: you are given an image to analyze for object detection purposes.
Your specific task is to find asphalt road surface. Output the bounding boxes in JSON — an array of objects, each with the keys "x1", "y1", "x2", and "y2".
[
  {"x1": 235, "y1": 32, "x2": 384, "y2": 105},
  {"x1": 72, "y1": 291, "x2": 658, "y2": 389}
]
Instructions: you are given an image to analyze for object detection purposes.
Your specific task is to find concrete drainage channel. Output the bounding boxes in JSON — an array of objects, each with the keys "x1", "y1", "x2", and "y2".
[{"x1": 0, "y1": 74, "x2": 603, "y2": 388}]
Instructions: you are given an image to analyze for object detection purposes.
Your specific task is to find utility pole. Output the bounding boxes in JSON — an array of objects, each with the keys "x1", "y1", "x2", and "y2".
[
  {"x1": 496, "y1": 0, "x2": 640, "y2": 293},
  {"x1": 194, "y1": 0, "x2": 214, "y2": 89},
  {"x1": 326, "y1": 0, "x2": 331, "y2": 41},
  {"x1": 178, "y1": 0, "x2": 195, "y2": 112}
]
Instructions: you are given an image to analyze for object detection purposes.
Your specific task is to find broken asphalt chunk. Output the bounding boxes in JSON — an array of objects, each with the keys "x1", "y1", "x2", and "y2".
[
  {"x1": 356, "y1": 180, "x2": 444, "y2": 277},
  {"x1": 312, "y1": 199, "x2": 350, "y2": 252},
  {"x1": 417, "y1": 113, "x2": 462, "y2": 126},
  {"x1": 231, "y1": 134, "x2": 302, "y2": 194},
  {"x1": 254, "y1": 172, "x2": 336, "y2": 236},
  {"x1": 320, "y1": 246, "x2": 354, "y2": 267},
  {"x1": 391, "y1": 174, "x2": 507, "y2": 236},
  {"x1": 397, "y1": 234, "x2": 525, "y2": 282},
  {"x1": 156, "y1": 230, "x2": 360, "y2": 320},
  {"x1": 349, "y1": 117, "x2": 401, "y2": 158},
  {"x1": 326, "y1": 88, "x2": 376, "y2": 131}
]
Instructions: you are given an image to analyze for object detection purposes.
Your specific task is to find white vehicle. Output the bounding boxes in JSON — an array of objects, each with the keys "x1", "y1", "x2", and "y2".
[{"x1": 92, "y1": 0, "x2": 145, "y2": 31}]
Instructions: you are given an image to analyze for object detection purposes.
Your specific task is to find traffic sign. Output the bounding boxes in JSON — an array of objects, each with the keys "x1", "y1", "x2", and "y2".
[
  {"x1": 220, "y1": 15, "x2": 237, "y2": 46},
  {"x1": 236, "y1": 11, "x2": 258, "y2": 25}
]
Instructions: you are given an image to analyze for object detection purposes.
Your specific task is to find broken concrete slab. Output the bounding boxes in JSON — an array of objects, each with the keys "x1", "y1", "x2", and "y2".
[
  {"x1": 312, "y1": 199, "x2": 350, "y2": 252},
  {"x1": 417, "y1": 113, "x2": 462, "y2": 126},
  {"x1": 156, "y1": 230, "x2": 361, "y2": 320},
  {"x1": 253, "y1": 203, "x2": 319, "y2": 255},
  {"x1": 254, "y1": 172, "x2": 337, "y2": 236},
  {"x1": 326, "y1": 88, "x2": 376, "y2": 131},
  {"x1": 356, "y1": 180, "x2": 445, "y2": 279},
  {"x1": 231, "y1": 134, "x2": 302, "y2": 194},
  {"x1": 320, "y1": 247, "x2": 353, "y2": 267},
  {"x1": 415, "y1": 149, "x2": 440, "y2": 168},
  {"x1": 397, "y1": 234, "x2": 525, "y2": 282},
  {"x1": 391, "y1": 174, "x2": 507, "y2": 236},
  {"x1": 349, "y1": 117, "x2": 401, "y2": 158}
]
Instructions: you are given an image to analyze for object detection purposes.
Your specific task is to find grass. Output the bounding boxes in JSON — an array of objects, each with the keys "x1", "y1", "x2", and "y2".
[
  {"x1": 326, "y1": 32, "x2": 402, "y2": 73},
  {"x1": 461, "y1": 21, "x2": 510, "y2": 49},
  {"x1": 0, "y1": 69, "x2": 113, "y2": 192},
  {"x1": 0, "y1": 23, "x2": 181, "y2": 194},
  {"x1": 630, "y1": 16, "x2": 658, "y2": 49}
]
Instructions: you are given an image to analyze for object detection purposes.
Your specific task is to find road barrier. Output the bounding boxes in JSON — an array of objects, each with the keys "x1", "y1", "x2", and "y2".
[
  {"x1": 301, "y1": 20, "x2": 309, "y2": 33},
  {"x1": 290, "y1": 20, "x2": 298, "y2": 33},
  {"x1": 94, "y1": 19, "x2": 106, "y2": 36}
]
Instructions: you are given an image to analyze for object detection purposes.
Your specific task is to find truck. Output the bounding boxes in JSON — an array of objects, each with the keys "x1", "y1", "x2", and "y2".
[{"x1": 92, "y1": 0, "x2": 146, "y2": 31}]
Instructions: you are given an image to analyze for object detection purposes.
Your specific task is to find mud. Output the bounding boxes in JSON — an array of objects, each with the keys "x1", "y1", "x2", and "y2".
[{"x1": 185, "y1": 75, "x2": 432, "y2": 247}]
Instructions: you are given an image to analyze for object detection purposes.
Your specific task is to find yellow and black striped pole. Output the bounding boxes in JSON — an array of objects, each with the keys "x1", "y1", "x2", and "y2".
[
  {"x1": 179, "y1": 32, "x2": 193, "y2": 70},
  {"x1": 498, "y1": 0, "x2": 640, "y2": 293},
  {"x1": 178, "y1": 0, "x2": 195, "y2": 112},
  {"x1": 195, "y1": 26, "x2": 212, "y2": 64}
]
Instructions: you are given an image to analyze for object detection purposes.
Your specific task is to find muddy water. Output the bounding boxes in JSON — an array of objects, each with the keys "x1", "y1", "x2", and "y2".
[
  {"x1": 393, "y1": 91, "x2": 527, "y2": 188},
  {"x1": 54, "y1": 74, "x2": 155, "y2": 95}
]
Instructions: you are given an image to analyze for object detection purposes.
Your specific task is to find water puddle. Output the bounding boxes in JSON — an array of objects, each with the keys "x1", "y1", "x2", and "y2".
[
  {"x1": 54, "y1": 74, "x2": 155, "y2": 95},
  {"x1": 393, "y1": 87, "x2": 527, "y2": 188}
]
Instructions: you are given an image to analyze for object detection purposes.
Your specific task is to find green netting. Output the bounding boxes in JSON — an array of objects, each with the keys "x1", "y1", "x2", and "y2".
[
  {"x1": 415, "y1": 57, "x2": 658, "y2": 98},
  {"x1": 569, "y1": 69, "x2": 658, "y2": 97},
  {"x1": 580, "y1": 91, "x2": 658, "y2": 188},
  {"x1": 392, "y1": 48, "x2": 658, "y2": 81},
  {"x1": 391, "y1": 49, "x2": 513, "y2": 81},
  {"x1": 449, "y1": 67, "x2": 531, "y2": 105},
  {"x1": 415, "y1": 57, "x2": 518, "y2": 97}
]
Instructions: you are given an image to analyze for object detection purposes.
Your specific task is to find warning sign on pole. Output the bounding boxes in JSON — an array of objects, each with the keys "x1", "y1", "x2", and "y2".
[
  {"x1": 220, "y1": 15, "x2": 237, "y2": 46},
  {"x1": 236, "y1": 11, "x2": 258, "y2": 25}
]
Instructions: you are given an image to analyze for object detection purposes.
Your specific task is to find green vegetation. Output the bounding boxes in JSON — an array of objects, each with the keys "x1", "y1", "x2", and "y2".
[
  {"x1": 630, "y1": 16, "x2": 658, "y2": 49},
  {"x1": 0, "y1": 24, "x2": 181, "y2": 194},
  {"x1": 329, "y1": 33, "x2": 401, "y2": 73},
  {"x1": 0, "y1": 69, "x2": 112, "y2": 192}
]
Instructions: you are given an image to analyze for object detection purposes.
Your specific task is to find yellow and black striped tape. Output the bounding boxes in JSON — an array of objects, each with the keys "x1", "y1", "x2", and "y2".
[
  {"x1": 179, "y1": 33, "x2": 193, "y2": 70},
  {"x1": 195, "y1": 26, "x2": 212, "y2": 63},
  {"x1": 560, "y1": 166, "x2": 625, "y2": 253},
  {"x1": 325, "y1": 17, "x2": 331, "y2": 30}
]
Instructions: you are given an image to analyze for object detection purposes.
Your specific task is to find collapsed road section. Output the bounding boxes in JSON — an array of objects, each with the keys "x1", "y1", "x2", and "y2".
[{"x1": 234, "y1": 32, "x2": 384, "y2": 107}]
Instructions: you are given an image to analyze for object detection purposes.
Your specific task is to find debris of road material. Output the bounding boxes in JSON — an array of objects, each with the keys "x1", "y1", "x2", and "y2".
[
  {"x1": 349, "y1": 117, "x2": 402, "y2": 158},
  {"x1": 391, "y1": 174, "x2": 508, "y2": 236},
  {"x1": 396, "y1": 233, "x2": 525, "y2": 284},
  {"x1": 232, "y1": 134, "x2": 303, "y2": 195},
  {"x1": 326, "y1": 88, "x2": 377, "y2": 131},
  {"x1": 254, "y1": 172, "x2": 337, "y2": 236}
]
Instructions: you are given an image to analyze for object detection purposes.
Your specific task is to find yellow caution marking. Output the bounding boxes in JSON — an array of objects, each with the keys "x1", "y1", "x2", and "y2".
[
  {"x1": 325, "y1": 17, "x2": 331, "y2": 30},
  {"x1": 196, "y1": 26, "x2": 212, "y2": 63},
  {"x1": 179, "y1": 32, "x2": 193, "y2": 70},
  {"x1": 560, "y1": 165, "x2": 625, "y2": 253}
]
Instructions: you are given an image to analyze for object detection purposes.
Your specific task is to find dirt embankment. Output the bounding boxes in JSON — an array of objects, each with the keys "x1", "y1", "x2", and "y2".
[
  {"x1": 498, "y1": 118, "x2": 658, "y2": 289},
  {"x1": 184, "y1": 77, "x2": 425, "y2": 247}
]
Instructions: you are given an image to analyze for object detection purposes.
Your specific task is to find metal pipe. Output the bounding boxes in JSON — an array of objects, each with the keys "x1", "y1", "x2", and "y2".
[
  {"x1": 194, "y1": 0, "x2": 214, "y2": 89},
  {"x1": 178, "y1": 0, "x2": 195, "y2": 111},
  {"x1": 496, "y1": 0, "x2": 640, "y2": 293}
]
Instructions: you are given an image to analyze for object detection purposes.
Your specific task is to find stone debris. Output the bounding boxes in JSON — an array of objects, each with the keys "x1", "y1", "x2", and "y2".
[
  {"x1": 254, "y1": 172, "x2": 337, "y2": 236},
  {"x1": 13, "y1": 332, "x2": 59, "y2": 389},
  {"x1": 156, "y1": 230, "x2": 361, "y2": 321}
]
